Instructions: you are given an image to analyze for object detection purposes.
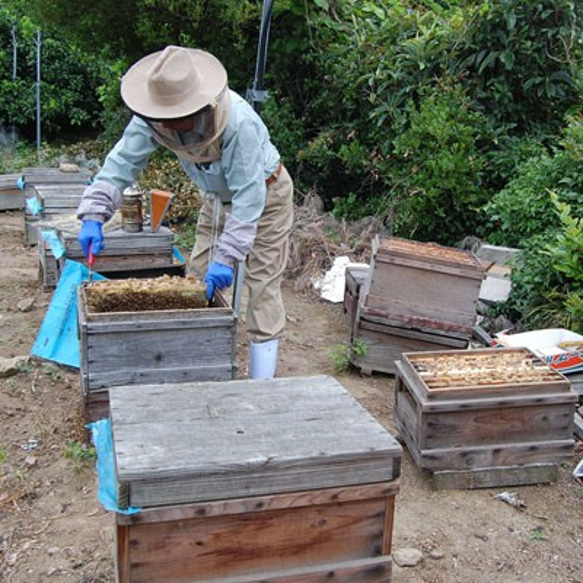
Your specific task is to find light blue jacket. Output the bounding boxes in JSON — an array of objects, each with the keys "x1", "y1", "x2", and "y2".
[{"x1": 77, "y1": 90, "x2": 281, "y2": 264}]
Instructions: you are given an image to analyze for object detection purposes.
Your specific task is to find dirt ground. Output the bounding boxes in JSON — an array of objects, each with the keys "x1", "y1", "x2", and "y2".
[{"x1": 1, "y1": 208, "x2": 582, "y2": 583}]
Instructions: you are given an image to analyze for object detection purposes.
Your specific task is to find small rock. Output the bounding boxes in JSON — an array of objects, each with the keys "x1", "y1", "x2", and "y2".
[
  {"x1": 0, "y1": 355, "x2": 30, "y2": 379},
  {"x1": 24, "y1": 456, "x2": 37, "y2": 466},
  {"x1": 393, "y1": 548, "x2": 424, "y2": 567},
  {"x1": 474, "y1": 532, "x2": 489, "y2": 542},
  {"x1": 429, "y1": 549, "x2": 445, "y2": 560},
  {"x1": 17, "y1": 298, "x2": 35, "y2": 312},
  {"x1": 59, "y1": 162, "x2": 81, "y2": 173},
  {"x1": 47, "y1": 546, "x2": 59, "y2": 556}
]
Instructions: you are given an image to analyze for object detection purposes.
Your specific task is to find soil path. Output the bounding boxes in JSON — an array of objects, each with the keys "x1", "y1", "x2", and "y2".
[{"x1": 0, "y1": 210, "x2": 582, "y2": 582}]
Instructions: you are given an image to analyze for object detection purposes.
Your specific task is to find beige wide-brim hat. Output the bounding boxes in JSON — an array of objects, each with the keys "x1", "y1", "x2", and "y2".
[{"x1": 121, "y1": 45, "x2": 228, "y2": 120}]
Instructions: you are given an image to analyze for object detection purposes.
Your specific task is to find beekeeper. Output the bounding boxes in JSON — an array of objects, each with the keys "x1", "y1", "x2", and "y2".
[{"x1": 76, "y1": 45, "x2": 294, "y2": 380}]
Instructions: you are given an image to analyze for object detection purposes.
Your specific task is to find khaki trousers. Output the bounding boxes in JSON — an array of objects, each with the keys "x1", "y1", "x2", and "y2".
[{"x1": 189, "y1": 165, "x2": 294, "y2": 342}]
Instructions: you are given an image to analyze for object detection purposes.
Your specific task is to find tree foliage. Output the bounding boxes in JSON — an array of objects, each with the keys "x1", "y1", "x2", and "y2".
[{"x1": 1, "y1": 0, "x2": 583, "y2": 329}]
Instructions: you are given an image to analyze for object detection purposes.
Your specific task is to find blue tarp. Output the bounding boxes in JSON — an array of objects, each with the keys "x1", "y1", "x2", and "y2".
[
  {"x1": 88, "y1": 418, "x2": 141, "y2": 515},
  {"x1": 31, "y1": 260, "x2": 105, "y2": 368}
]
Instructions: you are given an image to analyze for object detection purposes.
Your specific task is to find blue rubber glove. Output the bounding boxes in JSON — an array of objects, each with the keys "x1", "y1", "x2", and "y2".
[
  {"x1": 204, "y1": 262, "x2": 234, "y2": 300},
  {"x1": 78, "y1": 220, "x2": 104, "y2": 258}
]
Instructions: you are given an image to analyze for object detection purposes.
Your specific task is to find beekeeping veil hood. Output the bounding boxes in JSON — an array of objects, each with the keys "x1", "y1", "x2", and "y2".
[{"x1": 121, "y1": 45, "x2": 230, "y2": 162}]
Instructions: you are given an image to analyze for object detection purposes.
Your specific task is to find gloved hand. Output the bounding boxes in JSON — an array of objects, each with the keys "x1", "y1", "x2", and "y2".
[
  {"x1": 204, "y1": 261, "x2": 234, "y2": 300},
  {"x1": 78, "y1": 220, "x2": 104, "y2": 258}
]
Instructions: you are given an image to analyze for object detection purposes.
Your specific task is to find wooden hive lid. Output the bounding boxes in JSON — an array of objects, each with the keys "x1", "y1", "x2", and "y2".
[
  {"x1": 109, "y1": 375, "x2": 402, "y2": 509},
  {"x1": 400, "y1": 347, "x2": 576, "y2": 402},
  {"x1": 373, "y1": 236, "x2": 485, "y2": 279}
]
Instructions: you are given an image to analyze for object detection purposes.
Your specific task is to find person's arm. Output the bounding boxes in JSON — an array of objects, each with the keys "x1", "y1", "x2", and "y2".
[
  {"x1": 213, "y1": 117, "x2": 268, "y2": 266},
  {"x1": 77, "y1": 116, "x2": 159, "y2": 222},
  {"x1": 77, "y1": 117, "x2": 158, "y2": 258}
]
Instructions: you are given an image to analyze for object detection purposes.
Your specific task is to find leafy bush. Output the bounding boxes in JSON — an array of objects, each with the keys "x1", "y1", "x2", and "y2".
[
  {"x1": 0, "y1": 5, "x2": 103, "y2": 141},
  {"x1": 482, "y1": 115, "x2": 583, "y2": 247},
  {"x1": 387, "y1": 82, "x2": 489, "y2": 244}
]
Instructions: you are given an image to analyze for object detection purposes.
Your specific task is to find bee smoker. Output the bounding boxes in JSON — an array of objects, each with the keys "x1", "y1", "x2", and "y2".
[{"x1": 121, "y1": 186, "x2": 143, "y2": 233}]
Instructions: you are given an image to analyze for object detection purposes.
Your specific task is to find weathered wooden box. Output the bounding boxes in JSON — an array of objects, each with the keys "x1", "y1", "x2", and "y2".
[
  {"x1": 21, "y1": 166, "x2": 93, "y2": 186},
  {"x1": 350, "y1": 237, "x2": 485, "y2": 375},
  {"x1": 24, "y1": 183, "x2": 87, "y2": 245},
  {"x1": 394, "y1": 347, "x2": 577, "y2": 489},
  {"x1": 361, "y1": 236, "x2": 485, "y2": 337},
  {"x1": 344, "y1": 265, "x2": 370, "y2": 334},
  {"x1": 78, "y1": 279, "x2": 237, "y2": 420},
  {"x1": 109, "y1": 375, "x2": 402, "y2": 582},
  {"x1": 351, "y1": 319, "x2": 468, "y2": 376},
  {"x1": 39, "y1": 225, "x2": 179, "y2": 290},
  {"x1": 0, "y1": 174, "x2": 23, "y2": 211}
]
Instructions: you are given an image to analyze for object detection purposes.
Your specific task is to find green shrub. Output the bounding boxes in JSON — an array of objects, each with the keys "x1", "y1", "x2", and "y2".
[
  {"x1": 500, "y1": 192, "x2": 583, "y2": 332},
  {"x1": 387, "y1": 83, "x2": 489, "y2": 244},
  {"x1": 482, "y1": 115, "x2": 583, "y2": 247}
]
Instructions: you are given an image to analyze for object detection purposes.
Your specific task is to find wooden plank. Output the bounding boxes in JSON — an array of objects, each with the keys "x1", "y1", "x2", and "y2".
[
  {"x1": 394, "y1": 376, "x2": 421, "y2": 449},
  {"x1": 117, "y1": 482, "x2": 400, "y2": 526},
  {"x1": 419, "y1": 439, "x2": 574, "y2": 471},
  {"x1": 422, "y1": 403, "x2": 575, "y2": 449},
  {"x1": 0, "y1": 191, "x2": 23, "y2": 211},
  {"x1": 360, "y1": 301, "x2": 475, "y2": 337},
  {"x1": 87, "y1": 362, "x2": 236, "y2": 392},
  {"x1": 83, "y1": 390, "x2": 111, "y2": 423},
  {"x1": 202, "y1": 557, "x2": 392, "y2": 583},
  {"x1": 432, "y1": 463, "x2": 558, "y2": 490},
  {"x1": 110, "y1": 376, "x2": 402, "y2": 507},
  {"x1": 115, "y1": 494, "x2": 390, "y2": 582},
  {"x1": 351, "y1": 325, "x2": 464, "y2": 376},
  {"x1": 358, "y1": 318, "x2": 468, "y2": 347},
  {"x1": 372, "y1": 252, "x2": 485, "y2": 279},
  {"x1": 116, "y1": 552, "x2": 392, "y2": 583},
  {"x1": 21, "y1": 166, "x2": 92, "y2": 184}
]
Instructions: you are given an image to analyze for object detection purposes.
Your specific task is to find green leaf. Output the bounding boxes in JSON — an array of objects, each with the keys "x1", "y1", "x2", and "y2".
[{"x1": 499, "y1": 49, "x2": 515, "y2": 70}]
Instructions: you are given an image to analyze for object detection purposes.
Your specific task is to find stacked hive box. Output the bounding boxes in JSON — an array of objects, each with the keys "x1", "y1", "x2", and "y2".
[
  {"x1": 394, "y1": 348, "x2": 577, "y2": 489},
  {"x1": 0, "y1": 173, "x2": 23, "y2": 211},
  {"x1": 21, "y1": 166, "x2": 93, "y2": 185},
  {"x1": 108, "y1": 375, "x2": 402, "y2": 582},
  {"x1": 25, "y1": 183, "x2": 89, "y2": 245},
  {"x1": 77, "y1": 281, "x2": 237, "y2": 422},
  {"x1": 38, "y1": 225, "x2": 182, "y2": 290},
  {"x1": 351, "y1": 236, "x2": 485, "y2": 375},
  {"x1": 344, "y1": 265, "x2": 370, "y2": 336}
]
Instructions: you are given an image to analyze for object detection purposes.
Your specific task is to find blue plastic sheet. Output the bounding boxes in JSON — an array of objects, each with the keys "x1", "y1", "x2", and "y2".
[
  {"x1": 40, "y1": 229, "x2": 66, "y2": 260},
  {"x1": 172, "y1": 245, "x2": 185, "y2": 263},
  {"x1": 31, "y1": 260, "x2": 105, "y2": 368},
  {"x1": 88, "y1": 419, "x2": 141, "y2": 515},
  {"x1": 26, "y1": 196, "x2": 42, "y2": 215}
]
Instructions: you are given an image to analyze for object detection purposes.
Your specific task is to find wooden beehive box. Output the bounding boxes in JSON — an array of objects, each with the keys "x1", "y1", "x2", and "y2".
[
  {"x1": 109, "y1": 375, "x2": 402, "y2": 582},
  {"x1": 344, "y1": 265, "x2": 370, "y2": 335},
  {"x1": 350, "y1": 237, "x2": 486, "y2": 375},
  {"x1": 361, "y1": 236, "x2": 486, "y2": 336},
  {"x1": 394, "y1": 347, "x2": 578, "y2": 490},
  {"x1": 77, "y1": 278, "x2": 237, "y2": 422},
  {"x1": 0, "y1": 173, "x2": 23, "y2": 211},
  {"x1": 38, "y1": 225, "x2": 179, "y2": 290},
  {"x1": 21, "y1": 166, "x2": 93, "y2": 186},
  {"x1": 24, "y1": 184, "x2": 87, "y2": 245}
]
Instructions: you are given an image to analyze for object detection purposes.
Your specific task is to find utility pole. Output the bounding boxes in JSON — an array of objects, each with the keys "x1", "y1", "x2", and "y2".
[
  {"x1": 247, "y1": 0, "x2": 274, "y2": 116},
  {"x1": 35, "y1": 30, "x2": 42, "y2": 160},
  {"x1": 11, "y1": 26, "x2": 17, "y2": 145}
]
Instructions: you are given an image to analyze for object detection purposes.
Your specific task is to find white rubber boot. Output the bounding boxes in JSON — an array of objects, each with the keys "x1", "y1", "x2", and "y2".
[{"x1": 249, "y1": 338, "x2": 279, "y2": 380}]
